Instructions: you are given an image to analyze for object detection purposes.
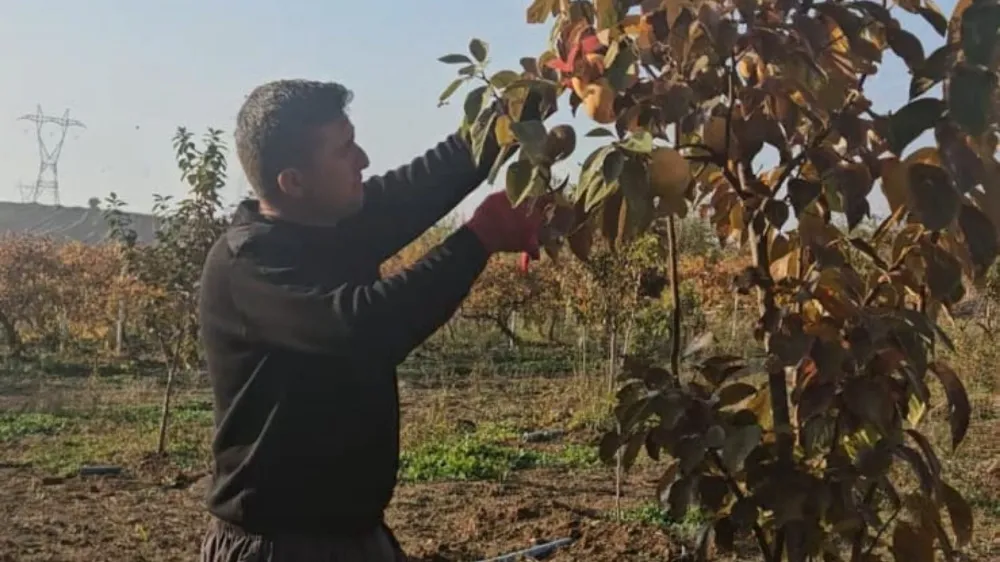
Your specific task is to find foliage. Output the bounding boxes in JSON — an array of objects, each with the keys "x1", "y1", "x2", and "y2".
[
  {"x1": 125, "y1": 128, "x2": 229, "y2": 369},
  {"x1": 105, "y1": 127, "x2": 230, "y2": 455},
  {"x1": 461, "y1": 255, "x2": 563, "y2": 342},
  {"x1": 400, "y1": 436, "x2": 543, "y2": 482},
  {"x1": 439, "y1": 0, "x2": 1000, "y2": 559}
]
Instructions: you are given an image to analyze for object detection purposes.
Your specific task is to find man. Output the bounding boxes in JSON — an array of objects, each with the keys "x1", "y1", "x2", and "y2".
[{"x1": 197, "y1": 79, "x2": 543, "y2": 561}]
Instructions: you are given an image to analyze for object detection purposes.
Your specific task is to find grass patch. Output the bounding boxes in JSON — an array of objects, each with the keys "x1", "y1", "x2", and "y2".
[
  {"x1": 2, "y1": 399, "x2": 214, "y2": 475},
  {"x1": 400, "y1": 436, "x2": 542, "y2": 482},
  {"x1": 0, "y1": 411, "x2": 73, "y2": 441},
  {"x1": 541, "y1": 442, "x2": 600, "y2": 468},
  {"x1": 400, "y1": 427, "x2": 600, "y2": 482},
  {"x1": 619, "y1": 502, "x2": 710, "y2": 538}
]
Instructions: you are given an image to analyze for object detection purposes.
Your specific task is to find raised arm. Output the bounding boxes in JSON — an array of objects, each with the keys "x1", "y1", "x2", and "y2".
[
  {"x1": 227, "y1": 190, "x2": 543, "y2": 366},
  {"x1": 350, "y1": 125, "x2": 513, "y2": 263},
  {"x1": 230, "y1": 225, "x2": 489, "y2": 367}
]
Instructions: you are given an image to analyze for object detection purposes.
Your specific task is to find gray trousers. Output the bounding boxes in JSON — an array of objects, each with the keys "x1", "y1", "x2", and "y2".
[{"x1": 200, "y1": 518, "x2": 408, "y2": 562}]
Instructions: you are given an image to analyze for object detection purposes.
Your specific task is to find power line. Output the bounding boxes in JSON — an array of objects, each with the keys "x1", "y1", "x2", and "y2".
[{"x1": 17, "y1": 105, "x2": 86, "y2": 206}]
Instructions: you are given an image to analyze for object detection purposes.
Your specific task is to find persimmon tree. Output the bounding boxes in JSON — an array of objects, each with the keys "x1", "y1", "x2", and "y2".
[
  {"x1": 0, "y1": 235, "x2": 66, "y2": 355},
  {"x1": 438, "y1": 0, "x2": 998, "y2": 558},
  {"x1": 106, "y1": 127, "x2": 229, "y2": 455},
  {"x1": 460, "y1": 254, "x2": 564, "y2": 345},
  {"x1": 52, "y1": 241, "x2": 132, "y2": 352}
]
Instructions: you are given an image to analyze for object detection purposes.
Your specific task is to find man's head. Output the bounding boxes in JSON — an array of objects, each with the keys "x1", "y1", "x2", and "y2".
[{"x1": 234, "y1": 79, "x2": 370, "y2": 224}]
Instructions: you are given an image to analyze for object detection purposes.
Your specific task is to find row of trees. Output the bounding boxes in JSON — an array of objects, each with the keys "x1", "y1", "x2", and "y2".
[{"x1": 0, "y1": 190, "x2": 741, "y2": 364}]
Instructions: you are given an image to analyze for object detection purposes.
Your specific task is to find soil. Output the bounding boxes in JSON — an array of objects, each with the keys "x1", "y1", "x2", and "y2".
[
  {"x1": 0, "y1": 372, "x2": 702, "y2": 562},
  {"x1": 0, "y1": 465, "x2": 686, "y2": 562},
  {"x1": 4, "y1": 369, "x2": 999, "y2": 561}
]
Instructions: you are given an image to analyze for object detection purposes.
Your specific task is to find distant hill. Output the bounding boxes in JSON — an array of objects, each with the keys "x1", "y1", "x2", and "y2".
[{"x1": 0, "y1": 201, "x2": 160, "y2": 245}]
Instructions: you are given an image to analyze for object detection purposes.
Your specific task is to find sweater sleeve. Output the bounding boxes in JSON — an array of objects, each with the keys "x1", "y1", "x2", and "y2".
[
  {"x1": 228, "y1": 225, "x2": 489, "y2": 366},
  {"x1": 347, "y1": 133, "x2": 488, "y2": 262}
]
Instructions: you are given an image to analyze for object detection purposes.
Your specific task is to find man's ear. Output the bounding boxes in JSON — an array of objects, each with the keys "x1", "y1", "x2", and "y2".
[{"x1": 276, "y1": 168, "x2": 306, "y2": 199}]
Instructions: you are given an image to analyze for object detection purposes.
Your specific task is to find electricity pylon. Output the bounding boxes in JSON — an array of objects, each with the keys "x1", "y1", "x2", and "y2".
[{"x1": 17, "y1": 105, "x2": 86, "y2": 205}]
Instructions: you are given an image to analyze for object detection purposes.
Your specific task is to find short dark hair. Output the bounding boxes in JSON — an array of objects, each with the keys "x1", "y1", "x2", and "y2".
[{"x1": 234, "y1": 79, "x2": 353, "y2": 200}]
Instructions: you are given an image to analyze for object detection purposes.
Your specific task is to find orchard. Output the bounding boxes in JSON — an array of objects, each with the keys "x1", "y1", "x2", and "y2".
[{"x1": 2, "y1": 0, "x2": 1000, "y2": 559}]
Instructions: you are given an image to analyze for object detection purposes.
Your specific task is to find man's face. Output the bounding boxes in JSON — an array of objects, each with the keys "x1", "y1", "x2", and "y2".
[{"x1": 280, "y1": 117, "x2": 370, "y2": 221}]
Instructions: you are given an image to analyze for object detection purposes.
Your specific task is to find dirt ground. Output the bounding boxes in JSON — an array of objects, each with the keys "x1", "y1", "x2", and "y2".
[
  {"x1": 0, "y1": 464, "x2": 686, "y2": 562},
  {"x1": 0, "y1": 371, "x2": 702, "y2": 562},
  {"x1": 2, "y1": 367, "x2": 1000, "y2": 561}
]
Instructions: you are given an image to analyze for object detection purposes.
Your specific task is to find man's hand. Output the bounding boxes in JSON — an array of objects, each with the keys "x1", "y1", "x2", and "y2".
[{"x1": 466, "y1": 191, "x2": 544, "y2": 259}]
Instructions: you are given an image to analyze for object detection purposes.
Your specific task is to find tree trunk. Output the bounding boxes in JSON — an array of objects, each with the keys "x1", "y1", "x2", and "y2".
[
  {"x1": 508, "y1": 312, "x2": 518, "y2": 349},
  {"x1": 115, "y1": 298, "x2": 126, "y2": 356},
  {"x1": 156, "y1": 363, "x2": 178, "y2": 456},
  {"x1": 731, "y1": 292, "x2": 739, "y2": 341},
  {"x1": 0, "y1": 309, "x2": 21, "y2": 358},
  {"x1": 606, "y1": 325, "x2": 617, "y2": 394},
  {"x1": 156, "y1": 328, "x2": 186, "y2": 456}
]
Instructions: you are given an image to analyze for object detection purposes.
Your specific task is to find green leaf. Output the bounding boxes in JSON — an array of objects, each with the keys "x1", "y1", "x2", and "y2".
[
  {"x1": 929, "y1": 361, "x2": 971, "y2": 450},
  {"x1": 919, "y1": 5, "x2": 948, "y2": 36},
  {"x1": 618, "y1": 130, "x2": 654, "y2": 154},
  {"x1": 908, "y1": 163, "x2": 959, "y2": 231},
  {"x1": 505, "y1": 160, "x2": 535, "y2": 206},
  {"x1": 622, "y1": 430, "x2": 646, "y2": 470},
  {"x1": 489, "y1": 70, "x2": 521, "y2": 89},
  {"x1": 587, "y1": 176, "x2": 619, "y2": 215},
  {"x1": 704, "y1": 425, "x2": 726, "y2": 449},
  {"x1": 940, "y1": 480, "x2": 974, "y2": 547},
  {"x1": 463, "y1": 86, "x2": 489, "y2": 127},
  {"x1": 595, "y1": 0, "x2": 620, "y2": 29},
  {"x1": 887, "y1": 26, "x2": 926, "y2": 69},
  {"x1": 619, "y1": 157, "x2": 655, "y2": 241},
  {"x1": 715, "y1": 382, "x2": 757, "y2": 408},
  {"x1": 526, "y1": 0, "x2": 557, "y2": 24},
  {"x1": 909, "y1": 44, "x2": 957, "y2": 99},
  {"x1": 764, "y1": 199, "x2": 789, "y2": 229},
  {"x1": 439, "y1": 53, "x2": 473, "y2": 65},
  {"x1": 602, "y1": 149, "x2": 626, "y2": 182},
  {"x1": 787, "y1": 178, "x2": 823, "y2": 216},
  {"x1": 887, "y1": 98, "x2": 945, "y2": 155},
  {"x1": 721, "y1": 424, "x2": 761, "y2": 473},
  {"x1": 510, "y1": 120, "x2": 549, "y2": 164},
  {"x1": 604, "y1": 38, "x2": 637, "y2": 91},
  {"x1": 664, "y1": 475, "x2": 695, "y2": 521},
  {"x1": 959, "y1": 203, "x2": 999, "y2": 276},
  {"x1": 894, "y1": 445, "x2": 935, "y2": 494},
  {"x1": 469, "y1": 38, "x2": 489, "y2": 63},
  {"x1": 468, "y1": 109, "x2": 497, "y2": 170},
  {"x1": 598, "y1": 431, "x2": 621, "y2": 465},
  {"x1": 961, "y1": 0, "x2": 1000, "y2": 65},
  {"x1": 438, "y1": 78, "x2": 466, "y2": 105},
  {"x1": 853, "y1": 1, "x2": 892, "y2": 24},
  {"x1": 578, "y1": 145, "x2": 617, "y2": 210},
  {"x1": 948, "y1": 63, "x2": 998, "y2": 136},
  {"x1": 586, "y1": 127, "x2": 617, "y2": 138},
  {"x1": 676, "y1": 435, "x2": 708, "y2": 474},
  {"x1": 504, "y1": 77, "x2": 561, "y2": 94}
]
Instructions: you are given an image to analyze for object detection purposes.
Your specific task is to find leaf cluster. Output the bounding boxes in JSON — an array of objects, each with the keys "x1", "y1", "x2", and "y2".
[
  {"x1": 437, "y1": 0, "x2": 1000, "y2": 558},
  {"x1": 104, "y1": 127, "x2": 230, "y2": 367}
]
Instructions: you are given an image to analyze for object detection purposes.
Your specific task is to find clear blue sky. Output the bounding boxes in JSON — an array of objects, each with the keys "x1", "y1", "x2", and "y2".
[{"x1": 0, "y1": 0, "x2": 954, "y2": 219}]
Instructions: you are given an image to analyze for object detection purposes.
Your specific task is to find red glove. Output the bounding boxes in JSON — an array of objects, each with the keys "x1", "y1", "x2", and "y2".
[{"x1": 466, "y1": 191, "x2": 544, "y2": 259}]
